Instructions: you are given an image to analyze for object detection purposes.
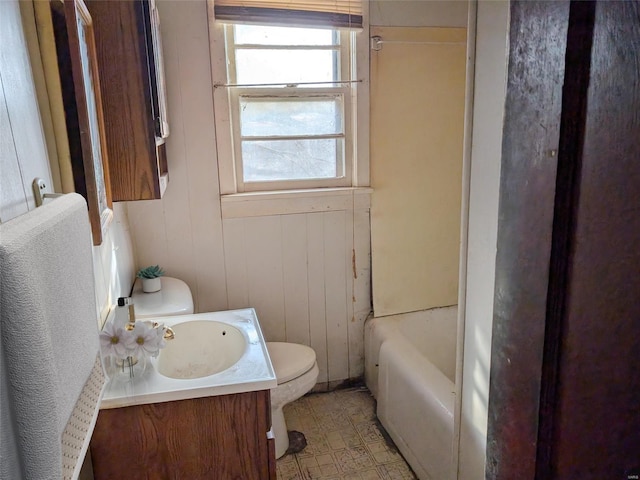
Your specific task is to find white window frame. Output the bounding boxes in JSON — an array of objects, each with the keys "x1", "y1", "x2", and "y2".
[{"x1": 209, "y1": 9, "x2": 369, "y2": 196}]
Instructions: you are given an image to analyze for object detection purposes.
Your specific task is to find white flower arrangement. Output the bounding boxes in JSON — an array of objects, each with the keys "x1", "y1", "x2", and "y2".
[{"x1": 100, "y1": 320, "x2": 168, "y2": 377}]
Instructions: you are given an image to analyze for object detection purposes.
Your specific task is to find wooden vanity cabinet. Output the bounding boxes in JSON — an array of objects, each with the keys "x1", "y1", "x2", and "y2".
[
  {"x1": 86, "y1": 0, "x2": 169, "y2": 201},
  {"x1": 90, "y1": 390, "x2": 276, "y2": 479}
]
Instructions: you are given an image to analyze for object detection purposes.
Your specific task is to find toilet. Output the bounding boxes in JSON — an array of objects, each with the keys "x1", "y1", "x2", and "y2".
[
  {"x1": 131, "y1": 276, "x2": 194, "y2": 318},
  {"x1": 266, "y1": 342, "x2": 319, "y2": 458},
  {"x1": 130, "y1": 276, "x2": 319, "y2": 459}
]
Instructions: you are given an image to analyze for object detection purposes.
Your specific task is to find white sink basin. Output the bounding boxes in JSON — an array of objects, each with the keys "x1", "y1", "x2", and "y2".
[
  {"x1": 157, "y1": 320, "x2": 246, "y2": 379},
  {"x1": 100, "y1": 309, "x2": 277, "y2": 409}
]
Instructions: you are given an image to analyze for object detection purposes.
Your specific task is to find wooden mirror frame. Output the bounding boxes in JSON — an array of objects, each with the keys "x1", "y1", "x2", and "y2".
[{"x1": 51, "y1": 0, "x2": 112, "y2": 245}]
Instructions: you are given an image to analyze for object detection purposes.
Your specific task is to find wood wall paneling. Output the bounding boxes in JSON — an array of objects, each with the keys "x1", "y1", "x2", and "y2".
[
  {"x1": 223, "y1": 217, "x2": 251, "y2": 309},
  {"x1": 222, "y1": 204, "x2": 369, "y2": 385},
  {"x1": 0, "y1": 0, "x2": 53, "y2": 221},
  {"x1": 127, "y1": 200, "x2": 170, "y2": 274},
  {"x1": 244, "y1": 216, "x2": 286, "y2": 341},
  {"x1": 0, "y1": 84, "x2": 29, "y2": 222},
  {"x1": 307, "y1": 212, "x2": 330, "y2": 383},
  {"x1": 282, "y1": 214, "x2": 311, "y2": 346},
  {"x1": 323, "y1": 211, "x2": 350, "y2": 382},
  {"x1": 349, "y1": 207, "x2": 372, "y2": 378},
  {"x1": 158, "y1": 0, "x2": 228, "y2": 313}
]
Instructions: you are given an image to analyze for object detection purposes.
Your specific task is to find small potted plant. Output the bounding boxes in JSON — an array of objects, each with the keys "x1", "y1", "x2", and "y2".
[{"x1": 136, "y1": 265, "x2": 165, "y2": 293}]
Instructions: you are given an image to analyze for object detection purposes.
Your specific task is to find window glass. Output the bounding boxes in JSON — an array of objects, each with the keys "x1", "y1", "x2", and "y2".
[
  {"x1": 239, "y1": 97, "x2": 343, "y2": 137},
  {"x1": 234, "y1": 25, "x2": 335, "y2": 46},
  {"x1": 242, "y1": 139, "x2": 342, "y2": 182},
  {"x1": 235, "y1": 50, "x2": 336, "y2": 85}
]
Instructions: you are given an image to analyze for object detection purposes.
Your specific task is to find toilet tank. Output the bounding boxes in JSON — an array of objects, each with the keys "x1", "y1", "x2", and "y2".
[{"x1": 131, "y1": 277, "x2": 194, "y2": 318}]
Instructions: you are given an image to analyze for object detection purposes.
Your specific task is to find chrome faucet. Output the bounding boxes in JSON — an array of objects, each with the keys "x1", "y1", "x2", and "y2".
[
  {"x1": 116, "y1": 296, "x2": 175, "y2": 340},
  {"x1": 118, "y1": 297, "x2": 176, "y2": 340}
]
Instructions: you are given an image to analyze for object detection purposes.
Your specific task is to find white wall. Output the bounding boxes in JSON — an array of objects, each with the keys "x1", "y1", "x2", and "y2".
[
  {"x1": 126, "y1": 0, "x2": 228, "y2": 315},
  {"x1": 370, "y1": 26, "x2": 466, "y2": 317},
  {"x1": 92, "y1": 203, "x2": 136, "y2": 323},
  {"x1": 0, "y1": 0, "x2": 135, "y2": 326},
  {"x1": 0, "y1": 0, "x2": 53, "y2": 222},
  {"x1": 126, "y1": 0, "x2": 372, "y2": 385},
  {"x1": 370, "y1": 0, "x2": 469, "y2": 27},
  {"x1": 457, "y1": 2, "x2": 509, "y2": 478},
  {"x1": 221, "y1": 193, "x2": 371, "y2": 385},
  {"x1": 368, "y1": 1, "x2": 469, "y2": 318}
]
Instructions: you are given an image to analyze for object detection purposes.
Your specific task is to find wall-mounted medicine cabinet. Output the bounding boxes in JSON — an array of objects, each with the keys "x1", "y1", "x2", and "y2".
[{"x1": 86, "y1": 0, "x2": 170, "y2": 201}]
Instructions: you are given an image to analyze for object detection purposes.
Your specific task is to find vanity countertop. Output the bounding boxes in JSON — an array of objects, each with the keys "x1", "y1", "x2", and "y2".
[{"x1": 100, "y1": 308, "x2": 277, "y2": 409}]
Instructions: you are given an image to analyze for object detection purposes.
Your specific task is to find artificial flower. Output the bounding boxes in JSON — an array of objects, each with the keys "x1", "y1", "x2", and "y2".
[
  {"x1": 123, "y1": 321, "x2": 162, "y2": 357},
  {"x1": 99, "y1": 322, "x2": 128, "y2": 359}
]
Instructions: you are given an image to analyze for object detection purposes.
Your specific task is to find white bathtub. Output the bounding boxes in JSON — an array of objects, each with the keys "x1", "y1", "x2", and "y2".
[{"x1": 364, "y1": 306, "x2": 457, "y2": 480}]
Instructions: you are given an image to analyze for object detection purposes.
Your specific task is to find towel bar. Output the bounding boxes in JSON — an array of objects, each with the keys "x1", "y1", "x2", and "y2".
[{"x1": 33, "y1": 177, "x2": 64, "y2": 207}]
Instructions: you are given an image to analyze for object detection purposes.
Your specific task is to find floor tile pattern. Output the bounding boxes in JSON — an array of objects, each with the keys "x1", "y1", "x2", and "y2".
[{"x1": 276, "y1": 387, "x2": 417, "y2": 480}]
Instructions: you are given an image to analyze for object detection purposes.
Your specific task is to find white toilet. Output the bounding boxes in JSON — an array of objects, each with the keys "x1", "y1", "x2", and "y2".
[
  {"x1": 131, "y1": 276, "x2": 194, "y2": 318},
  {"x1": 266, "y1": 342, "x2": 319, "y2": 458},
  {"x1": 131, "y1": 276, "x2": 319, "y2": 459}
]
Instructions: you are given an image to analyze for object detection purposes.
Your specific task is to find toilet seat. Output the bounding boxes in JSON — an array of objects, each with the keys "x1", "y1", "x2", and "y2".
[{"x1": 267, "y1": 342, "x2": 316, "y2": 384}]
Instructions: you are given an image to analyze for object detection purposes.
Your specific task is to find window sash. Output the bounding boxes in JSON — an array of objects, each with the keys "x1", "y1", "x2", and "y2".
[
  {"x1": 230, "y1": 89, "x2": 352, "y2": 191},
  {"x1": 225, "y1": 27, "x2": 349, "y2": 89},
  {"x1": 238, "y1": 94, "x2": 345, "y2": 138},
  {"x1": 226, "y1": 26, "x2": 343, "y2": 87},
  {"x1": 214, "y1": 0, "x2": 363, "y2": 29},
  {"x1": 240, "y1": 137, "x2": 346, "y2": 183}
]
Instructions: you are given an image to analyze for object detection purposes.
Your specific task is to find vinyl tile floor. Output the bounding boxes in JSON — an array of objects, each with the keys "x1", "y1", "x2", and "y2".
[{"x1": 276, "y1": 386, "x2": 417, "y2": 480}]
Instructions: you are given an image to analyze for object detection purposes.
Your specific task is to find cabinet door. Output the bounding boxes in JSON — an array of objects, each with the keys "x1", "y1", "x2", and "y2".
[
  {"x1": 87, "y1": 0, "x2": 168, "y2": 201},
  {"x1": 144, "y1": 0, "x2": 169, "y2": 139},
  {"x1": 91, "y1": 391, "x2": 274, "y2": 479}
]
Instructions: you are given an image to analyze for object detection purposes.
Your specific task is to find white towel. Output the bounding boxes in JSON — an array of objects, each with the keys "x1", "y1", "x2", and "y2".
[{"x1": 0, "y1": 193, "x2": 104, "y2": 480}]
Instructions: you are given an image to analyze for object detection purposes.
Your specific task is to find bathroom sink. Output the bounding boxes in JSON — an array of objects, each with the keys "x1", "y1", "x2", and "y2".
[
  {"x1": 156, "y1": 320, "x2": 246, "y2": 379},
  {"x1": 100, "y1": 309, "x2": 277, "y2": 409}
]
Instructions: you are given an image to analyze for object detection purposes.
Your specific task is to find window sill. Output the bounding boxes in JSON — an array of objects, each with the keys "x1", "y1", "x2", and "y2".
[{"x1": 220, "y1": 187, "x2": 372, "y2": 219}]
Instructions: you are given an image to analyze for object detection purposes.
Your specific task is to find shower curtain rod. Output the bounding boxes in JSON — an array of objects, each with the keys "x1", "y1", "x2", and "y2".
[{"x1": 214, "y1": 80, "x2": 362, "y2": 88}]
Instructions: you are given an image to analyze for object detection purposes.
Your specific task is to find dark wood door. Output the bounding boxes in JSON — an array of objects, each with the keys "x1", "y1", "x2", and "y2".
[
  {"x1": 549, "y1": 2, "x2": 640, "y2": 477},
  {"x1": 486, "y1": 1, "x2": 640, "y2": 479}
]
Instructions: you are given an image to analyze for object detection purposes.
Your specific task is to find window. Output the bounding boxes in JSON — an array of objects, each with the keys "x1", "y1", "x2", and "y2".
[
  {"x1": 225, "y1": 24, "x2": 354, "y2": 191},
  {"x1": 210, "y1": 5, "x2": 366, "y2": 194}
]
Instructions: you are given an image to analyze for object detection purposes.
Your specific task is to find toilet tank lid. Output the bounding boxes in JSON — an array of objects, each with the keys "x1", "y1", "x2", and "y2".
[
  {"x1": 131, "y1": 277, "x2": 194, "y2": 318},
  {"x1": 266, "y1": 342, "x2": 317, "y2": 384}
]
